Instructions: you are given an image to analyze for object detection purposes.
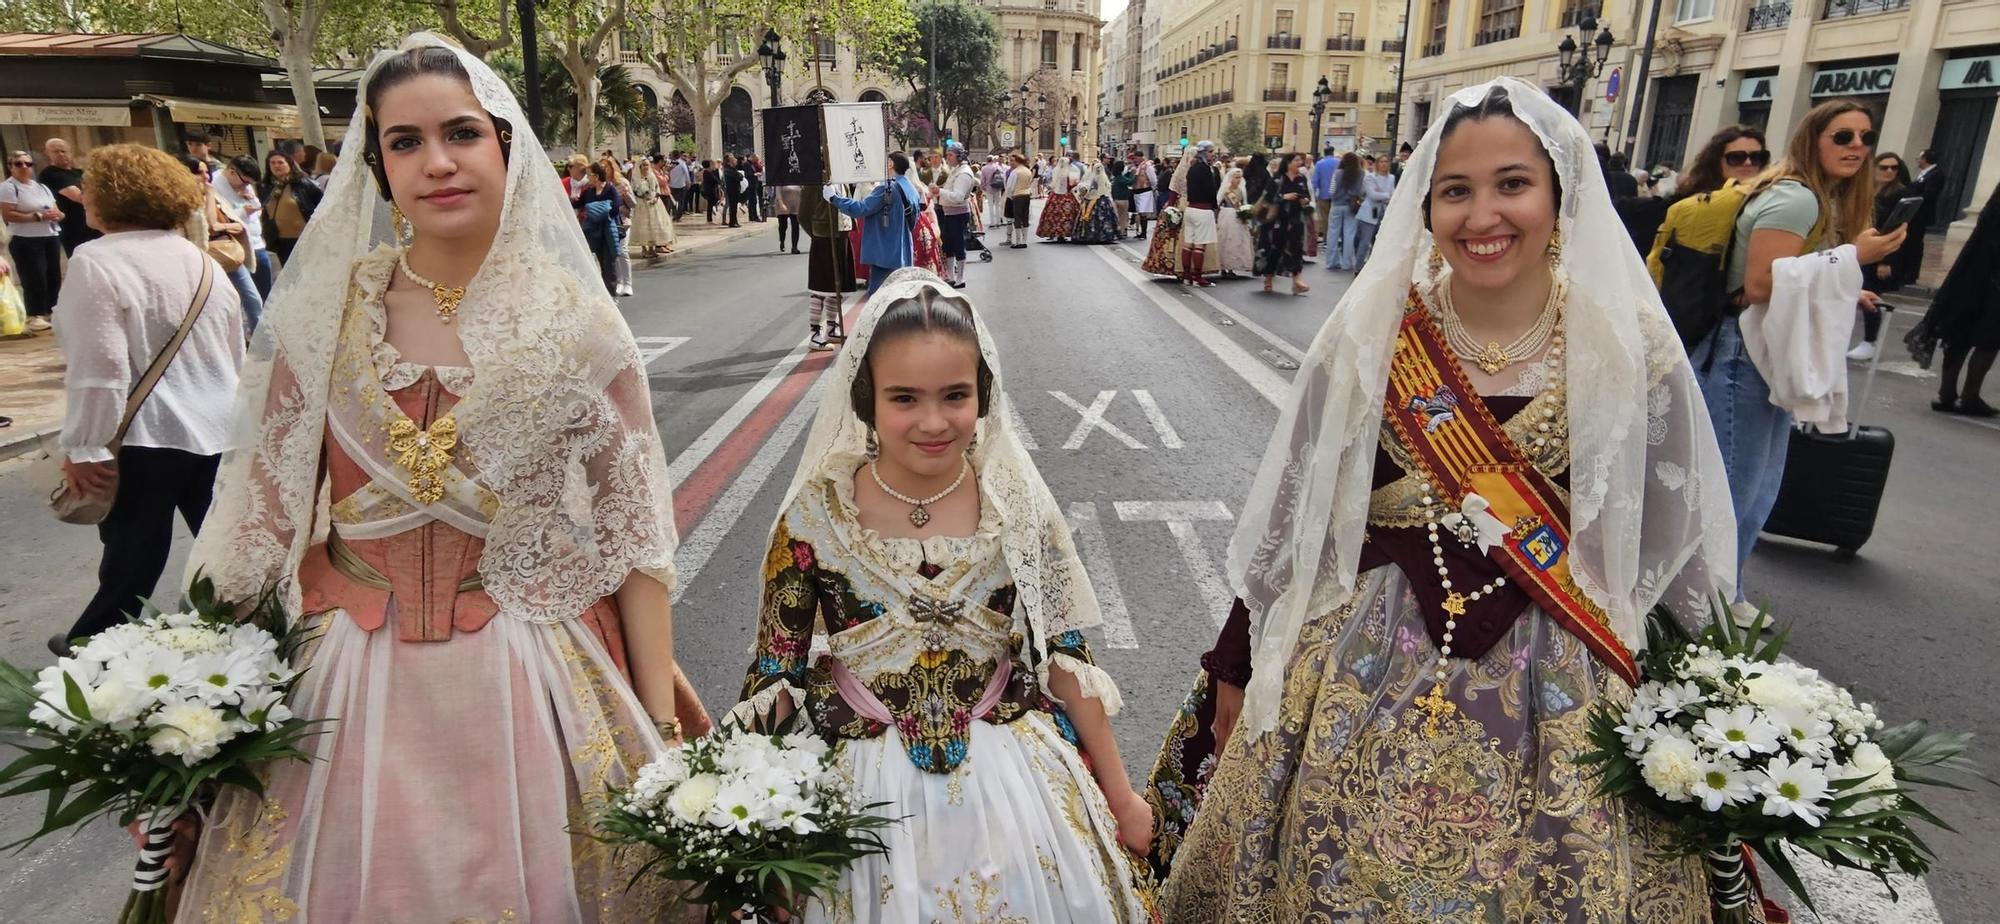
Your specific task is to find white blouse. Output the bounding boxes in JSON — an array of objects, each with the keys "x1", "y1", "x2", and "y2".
[{"x1": 56, "y1": 230, "x2": 244, "y2": 462}]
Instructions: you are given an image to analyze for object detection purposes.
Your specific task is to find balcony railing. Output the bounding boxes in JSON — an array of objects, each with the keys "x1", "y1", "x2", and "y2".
[
  {"x1": 1559, "y1": 5, "x2": 1601, "y2": 27},
  {"x1": 1376, "y1": 90, "x2": 1399, "y2": 104},
  {"x1": 1381, "y1": 39, "x2": 1405, "y2": 52},
  {"x1": 1474, "y1": 24, "x2": 1521, "y2": 44},
  {"x1": 1267, "y1": 34, "x2": 1303, "y2": 49},
  {"x1": 1822, "y1": 0, "x2": 1906, "y2": 17},
  {"x1": 1264, "y1": 88, "x2": 1298, "y2": 101},
  {"x1": 1745, "y1": 0, "x2": 1791, "y2": 29},
  {"x1": 1326, "y1": 36, "x2": 1367, "y2": 51},
  {"x1": 1423, "y1": 39, "x2": 1446, "y2": 56}
]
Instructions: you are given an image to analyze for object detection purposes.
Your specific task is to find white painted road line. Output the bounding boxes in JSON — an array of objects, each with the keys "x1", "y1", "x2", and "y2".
[
  {"x1": 1065, "y1": 502, "x2": 1139, "y2": 649},
  {"x1": 1131, "y1": 389, "x2": 1185, "y2": 448},
  {"x1": 1052, "y1": 390, "x2": 1149, "y2": 450},
  {"x1": 1087, "y1": 244, "x2": 1291, "y2": 407},
  {"x1": 1185, "y1": 286, "x2": 1308, "y2": 364},
  {"x1": 667, "y1": 335, "x2": 816, "y2": 488},
  {"x1": 1007, "y1": 402, "x2": 1041, "y2": 450},
  {"x1": 1115, "y1": 501, "x2": 1237, "y2": 626},
  {"x1": 634, "y1": 336, "x2": 691, "y2": 368},
  {"x1": 670, "y1": 390, "x2": 816, "y2": 604}
]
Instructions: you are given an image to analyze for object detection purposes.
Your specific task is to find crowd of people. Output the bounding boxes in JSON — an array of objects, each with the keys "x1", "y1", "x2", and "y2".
[{"x1": 6, "y1": 24, "x2": 2000, "y2": 922}]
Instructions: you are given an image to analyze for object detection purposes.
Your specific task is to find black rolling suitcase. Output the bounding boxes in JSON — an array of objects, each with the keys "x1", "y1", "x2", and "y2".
[{"x1": 1761, "y1": 314, "x2": 1893, "y2": 560}]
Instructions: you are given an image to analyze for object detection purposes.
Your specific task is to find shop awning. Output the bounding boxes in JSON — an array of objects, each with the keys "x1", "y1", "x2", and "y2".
[
  {"x1": 142, "y1": 95, "x2": 301, "y2": 130},
  {"x1": 0, "y1": 100, "x2": 131, "y2": 126}
]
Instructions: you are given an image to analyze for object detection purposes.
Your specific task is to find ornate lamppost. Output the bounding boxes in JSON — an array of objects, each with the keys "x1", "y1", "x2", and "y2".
[
  {"x1": 756, "y1": 29, "x2": 786, "y2": 108},
  {"x1": 1555, "y1": 15, "x2": 1614, "y2": 115},
  {"x1": 1309, "y1": 75, "x2": 1333, "y2": 153}
]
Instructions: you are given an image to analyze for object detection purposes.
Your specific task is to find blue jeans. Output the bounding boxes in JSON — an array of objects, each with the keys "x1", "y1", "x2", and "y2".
[
  {"x1": 1353, "y1": 219, "x2": 1380, "y2": 267},
  {"x1": 1693, "y1": 316, "x2": 1792, "y2": 598},
  {"x1": 1322, "y1": 203, "x2": 1359, "y2": 269},
  {"x1": 249, "y1": 249, "x2": 273, "y2": 300},
  {"x1": 225, "y1": 261, "x2": 263, "y2": 334},
  {"x1": 865, "y1": 265, "x2": 899, "y2": 297}
]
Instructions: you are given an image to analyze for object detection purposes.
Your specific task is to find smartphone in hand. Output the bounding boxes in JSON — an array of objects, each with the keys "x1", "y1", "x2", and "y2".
[{"x1": 1879, "y1": 195, "x2": 1924, "y2": 231}]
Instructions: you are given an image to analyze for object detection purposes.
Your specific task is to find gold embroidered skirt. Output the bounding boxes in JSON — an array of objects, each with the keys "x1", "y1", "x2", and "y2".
[{"x1": 1158, "y1": 568, "x2": 1709, "y2": 924}]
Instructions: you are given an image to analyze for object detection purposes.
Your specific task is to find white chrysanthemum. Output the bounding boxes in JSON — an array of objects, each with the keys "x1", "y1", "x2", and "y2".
[
  {"x1": 1754, "y1": 754, "x2": 1832, "y2": 826},
  {"x1": 1742, "y1": 672, "x2": 1808, "y2": 714},
  {"x1": 708, "y1": 775, "x2": 774, "y2": 835},
  {"x1": 669, "y1": 773, "x2": 723, "y2": 824},
  {"x1": 235, "y1": 687, "x2": 294, "y2": 729},
  {"x1": 182, "y1": 649, "x2": 270, "y2": 708},
  {"x1": 1639, "y1": 732, "x2": 1703, "y2": 802},
  {"x1": 1651, "y1": 680, "x2": 1706, "y2": 718},
  {"x1": 1691, "y1": 754, "x2": 1755, "y2": 811},
  {"x1": 1833, "y1": 741, "x2": 1900, "y2": 814},
  {"x1": 1695, "y1": 705, "x2": 1784, "y2": 760},
  {"x1": 145, "y1": 701, "x2": 239, "y2": 765},
  {"x1": 1615, "y1": 701, "x2": 1660, "y2": 755},
  {"x1": 1767, "y1": 706, "x2": 1835, "y2": 761}
]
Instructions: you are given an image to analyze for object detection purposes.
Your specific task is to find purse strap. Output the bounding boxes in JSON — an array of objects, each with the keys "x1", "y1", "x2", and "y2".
[{"x1": 109, "y1": 256, "x2": 214, "y2": 451}]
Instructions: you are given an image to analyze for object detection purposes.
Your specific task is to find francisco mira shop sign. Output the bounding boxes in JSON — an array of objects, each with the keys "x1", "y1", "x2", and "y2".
[{"x1": 1810, "y1": 63, "x2": 1895, "y2": 98}]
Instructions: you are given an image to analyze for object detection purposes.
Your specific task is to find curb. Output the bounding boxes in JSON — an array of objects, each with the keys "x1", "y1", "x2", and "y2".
[
  {"x1": 0, "y1": 426, "x2": 58, "y2": 465},
  {"x1": 650, "y1": 222, "x2": 767, "y2": 259}
]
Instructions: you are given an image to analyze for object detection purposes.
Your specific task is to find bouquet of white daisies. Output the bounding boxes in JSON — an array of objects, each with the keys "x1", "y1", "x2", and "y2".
[
  {"x1": 1578, "y1": 606, "x2": 1981, "y2": 922},
  {"x1": 1162, "y1": 206, "x2": 1184, "y2": 228},
  {"x1": 0, "y1": 576, "x2": 318, "y2": 924},
  {"x1": 596, "y1": 719, "x2": 894, "y2": 922}
]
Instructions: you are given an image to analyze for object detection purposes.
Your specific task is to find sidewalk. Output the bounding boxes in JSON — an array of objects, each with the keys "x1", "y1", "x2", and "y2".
[
  {"x1": 0, "y1": 219, "x2": 765, "y2": 462},
  {"x1": 0, "y1": 331, "x2": 64, "y2": 462}
]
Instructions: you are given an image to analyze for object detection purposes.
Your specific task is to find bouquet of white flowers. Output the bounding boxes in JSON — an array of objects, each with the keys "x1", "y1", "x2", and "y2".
[
  {"x1": 1234, "y1": 204, "x2": 1255, "y2": 223},
  {"x1": 0, "y1": 577, "x2": 319, "y2": 924},
  {"x1": 1162, "y1": 206, "x2": 1184, "y2": 229},
  {"x1": 1578, "y1": 606, "x2": 1982, "y2": 922},
  {"x1": 596, "y1": 719, "x2": 895, "y2": 922}
]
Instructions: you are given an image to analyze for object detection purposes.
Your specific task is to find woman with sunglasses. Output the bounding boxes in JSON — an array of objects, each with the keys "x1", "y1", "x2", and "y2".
[
  {"x1": 1640, "y1": 126, "x2": 1768, "y2": 266},
  {"x1": 1692, "y1": 100, "x2": 1906, "y2": 626},
  {"x1": 1846, "y1": 152, "x2": 1923, "y2": 361}
]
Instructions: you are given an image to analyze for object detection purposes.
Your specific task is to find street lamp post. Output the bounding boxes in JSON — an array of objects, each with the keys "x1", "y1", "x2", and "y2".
[
  {"x1": 756, "y1": 29, "x2": 786, "y2": 108},
  {"x1": 1554, "y1": 15, "x2": 1615, "y2": 116},
  {"x1": 1015, "y1": 84, "x2": 1030, "y2": 156},
  {"x1": 1310, "y1": 76, "x2": 1333, "y2": 153}
]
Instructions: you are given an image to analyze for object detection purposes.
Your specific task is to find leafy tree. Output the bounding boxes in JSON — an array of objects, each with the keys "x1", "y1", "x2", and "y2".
[
  {"x1": 428, "y1": 0, "x2": 513, "y2": 60},
  {"x1": 1220, "y1": 112, "x2": 1262, "y2": 156},
  {"x1": 628, "y1": 2, "x2": 916, "y2": 160},
  {"x1": 493, "y1": 51, "x2": 646, "y2": 152},
  {"x1": 537, "y1": 0, "x2": 626, "y2": 154},
  {"x1": 885, "y1": 0, "x2": 1004, "y2": 144}
]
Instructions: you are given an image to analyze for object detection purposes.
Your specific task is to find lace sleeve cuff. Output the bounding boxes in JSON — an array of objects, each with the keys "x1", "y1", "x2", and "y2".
[
  {"x1": 1050, "y1": 652, "x2": 1125, "y2": 716},
  {"x1": 728, "y1": 680, "x2": 807, "y2": 733}
]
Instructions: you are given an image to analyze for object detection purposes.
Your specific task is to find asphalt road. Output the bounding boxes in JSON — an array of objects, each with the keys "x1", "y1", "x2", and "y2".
[{"x1": 0, "y1": 215, "x2": 1992, "y2": 921}]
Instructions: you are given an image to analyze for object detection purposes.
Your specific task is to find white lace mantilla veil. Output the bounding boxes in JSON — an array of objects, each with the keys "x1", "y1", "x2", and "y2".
[
  {"x1": 1230, "y1": 76, "x2": 1738, "y2": 735},
  {"x1": 187, "y1": 32, "x2": 678, "y2": 620},
  {"x1": 773, "y1": 267, "x2": 1122, "y2": 712}
]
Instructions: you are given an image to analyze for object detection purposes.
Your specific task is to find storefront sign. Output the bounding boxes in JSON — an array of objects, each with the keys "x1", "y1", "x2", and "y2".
[
  {"x1": 152, "y1": 97, "x2": 302, "y2": 130},
  {"x1": 1738, "y1": 74, "x2": 1777, "y2": 103},
  {"x1": 1940, "y1": 55, "x2": 2000, "y2": 91},
  {"x1": 1810, "y1": 63, "x2": 1895, "y2": 98},
  {"x1": 0, "y1": 103, "x2": 131, "y2": 127}
]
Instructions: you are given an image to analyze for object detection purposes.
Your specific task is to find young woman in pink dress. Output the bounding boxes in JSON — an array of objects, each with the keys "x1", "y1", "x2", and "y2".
[{"x1": 168, "y1": 34, "x2": 708, "y2": 922}]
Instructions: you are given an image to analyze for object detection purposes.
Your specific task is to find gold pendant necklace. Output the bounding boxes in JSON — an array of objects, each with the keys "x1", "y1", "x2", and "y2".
[
  {"x1": 396, "y1": 251, "x2": 468, "y2": 324},
  {"x1": 1436, "y1": 275, "x2": 1565, "y2": 376}
]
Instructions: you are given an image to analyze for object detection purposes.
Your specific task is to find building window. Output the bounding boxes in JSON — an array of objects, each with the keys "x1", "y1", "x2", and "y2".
[
  {"x1": 1269, "y1": 61, "x2": 1290, "y2": 88},
  {"x1": 1042, "y1": 30, "x2": 1058, "y2": 67},
  {"x1": 1560, "y1": 0, "x2": 1601, "y2": 26},
  {"x1": 1073, "y1": 34, "x2": 1083, "y2": 70},
  {"x1": 1675, "y1": 0, "x2": 1715, "y2": 20},
  {"x1": 1327, "y1": 64, "x2": 1350, "y2": 91},
  {"x1": 1425, "y1": 0, "x2": 1450, "y2": 55},
  {"x1": 816, "y1": 35, "x2": 838, "y2": 68},
  {"x1": 1476, "y1": 0, "x2": 1523, "y2": 43},
  {"x1": 1338, "y1": 12, "x2": 1355, "y2": 37},
  {"x1": 1275, "y1": 9, "x2": 1295, "y2": 34}
]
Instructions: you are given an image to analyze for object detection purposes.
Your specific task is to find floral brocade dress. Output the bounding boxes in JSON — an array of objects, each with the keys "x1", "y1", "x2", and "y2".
[
  {"x1": 737, "y1": 476, "x2": 1157, "y2": 923},
  {"x1": 1144, "y1": 362, "x2": 1710, "y2": 923},
  {"x1": 173, "y1": 266, "x2": 699, "y2": 922}
]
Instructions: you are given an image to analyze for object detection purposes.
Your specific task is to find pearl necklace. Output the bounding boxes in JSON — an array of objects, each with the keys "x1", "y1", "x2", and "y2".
[
  {"x1": 1436, "y1": 274, "x2": 1565, "y2": 376},
  {"x1": 869, "y1": 459, "x2": 969, "y2": 528},
  {"x1": 1412, "y1": 318, "x2": 1568, "y2": 738},
  {"x1": 397, "y1": 251, "x2": 468, "y2": 324}
]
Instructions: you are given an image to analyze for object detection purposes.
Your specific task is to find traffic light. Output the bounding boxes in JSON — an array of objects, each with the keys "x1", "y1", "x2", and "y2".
[{"x1": 1060, "y1": 135, "x2": 1070, "y2": 146}]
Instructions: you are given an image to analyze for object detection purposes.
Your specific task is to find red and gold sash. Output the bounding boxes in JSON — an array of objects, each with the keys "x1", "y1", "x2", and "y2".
[{"x1": 1382, "y1": 289, "x2": 1638, "y2": 687}]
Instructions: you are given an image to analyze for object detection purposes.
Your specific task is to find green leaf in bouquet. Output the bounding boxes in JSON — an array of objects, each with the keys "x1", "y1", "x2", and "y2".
[
  {"x1": 60, "y1": 672, "x2": 91, "y2": 723},
  {"x1": 1750, "y1": 837, "x2": 1817, "y2": 914}
]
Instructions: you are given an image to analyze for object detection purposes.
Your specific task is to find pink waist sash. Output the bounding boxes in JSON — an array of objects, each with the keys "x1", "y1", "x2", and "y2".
[{"x1": 827, "y1": 656, "x2": 1014, "y2": 727}]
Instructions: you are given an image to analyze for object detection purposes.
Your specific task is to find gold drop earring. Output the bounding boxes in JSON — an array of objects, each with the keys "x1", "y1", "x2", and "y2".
[
  {"x1": 391, "y1": 203, "x2": 412, "y2": 245},
  {"x1": 865, "y1": 428, "x2": 880, "y2": 461},
  {"x1": 1426, "y1": 240, "x2": 1445, "y2": 285},
  {"x1": 1546, "y1": 223, "x2": 1564, "y2": 263}
]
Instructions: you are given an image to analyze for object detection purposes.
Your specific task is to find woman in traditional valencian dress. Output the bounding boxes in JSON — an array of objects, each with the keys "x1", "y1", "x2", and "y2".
[
  {"x1": 1071, "y1": 155, "x2": 1124, "y2": 244},
  {"x1": 1143, "y1": 78, "x2": 1740, "y2": 922},
  {"x1": 1035, "y1": 153, "x2": 1081, "y2": 241},
  {"x1": 1214, "y1": 159, "x2": 1256, "y2": 277},
  {"x1": 731, "y1": 267, "x2": 1158, "y2": 923},
  {"x1": 170, "y1": 35, "x2": 709, "y2": 921},
  {"x1": 628, "y1": 155, "x2": 677, "y2": 257}
]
